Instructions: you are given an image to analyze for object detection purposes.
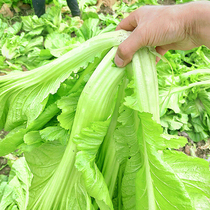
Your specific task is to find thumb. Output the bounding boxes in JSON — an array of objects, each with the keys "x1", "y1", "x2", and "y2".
[{"x1": 114, "y1": 27, "x2": 145, "y2": 67}]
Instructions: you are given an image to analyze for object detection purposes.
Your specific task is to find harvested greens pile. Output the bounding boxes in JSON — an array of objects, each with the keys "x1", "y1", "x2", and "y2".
[
  {"x1": 0, "y1": 30, "x2": 210, "y2": 209},
  {"x1": 1, "y1": 0, "x2": 210, "y2": 209}
]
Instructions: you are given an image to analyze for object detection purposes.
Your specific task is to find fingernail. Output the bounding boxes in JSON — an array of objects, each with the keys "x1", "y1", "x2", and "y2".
[{"x1": 115, "y1": 54, "x2": 124, "y2": 67}]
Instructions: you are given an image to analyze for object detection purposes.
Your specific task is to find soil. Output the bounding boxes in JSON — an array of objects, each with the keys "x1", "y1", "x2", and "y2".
[
  {"x1": 0, "y1": 130, "x2": 11, "y2": 176},
  {"x1": 177, "y1": 132, "x2": 210, "y2": 163},
  {"x1": 158, "y1": 0, "x2": 176, "y2": 5},
  {"x1": 98, "y1": 4, "x2": 114, "y2": 15},
  {"x1": 0, "y1": 157, "x2": 11, "y2": 176}
]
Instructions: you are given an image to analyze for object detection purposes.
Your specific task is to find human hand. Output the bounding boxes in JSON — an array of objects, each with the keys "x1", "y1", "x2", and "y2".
[{"x1": 114, "y1": 2, "x2": 210, "y2": 67}]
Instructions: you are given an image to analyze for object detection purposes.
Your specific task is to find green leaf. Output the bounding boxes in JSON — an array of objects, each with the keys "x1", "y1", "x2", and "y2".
[
  {"x1": 0, "y1": 102, "x2": 60, "y2": 156},
  {"x1": 0, "y1": 125, "x2": 26, "y2": 157},
  {"x1": 1, "y1": 33, "x2": 28, "y2": 60},
  {"x1": 114, "y1": 104, "x2": 193, "y2": 209},
  {"x1": 57, "y1": 92, "x2": 79, "y2": 130},
  {"x1": 0, "y1": 19, "x2": 8, "y2": 39},
  {"x1": 0, "y1": 30, "x2": 130, "y2": 131},
  {"x1": 132, "y1": 47, "x2": 160, "y2": 122},
  {"x1": 57, "y1": 55, "x2": 105, "y2": 131},
  {"x1": 23, "y1": 46, "x2": 126, "y2": 210},
  {"x1": 24, "y1": 36, "x2": 44, "y2": 54},
  {"x1": 79, "y1": 18, "x2": 100, "y2": 40},
  {"x1": 24, "y1": 131, "x2": 43, "y2": 145},
  {"x1": 21, "y1": 16, "x2": 45, "y2": 32},
  {"x1": 0, "y1": 157, "x2": 32, "y2": 210},
  {"x1": 120, "y1": 47, "x2": 196, "y2": 209},
  {"x1": 40, "y1": 126, "x2": 69, "y2": 145},
  {"x1": 24, "y1": 139, "x2": 95, "y2": 210},
  {"x1": 23, "y1": 141, "x2": 66, "y2": 206},
  {"x1": 73, "y1": 120, "x2": 113, "y2": 209},
  {"x1": 160, "y1": 111, "x2": 189, "y2": 131},
  {"x1": 44, "y1": 32, "x2": 77, "y2": 57},
  {"x1": 161, "y1": 133, "x2": 188, "y2": 149},
  {"x1": 164, "y1": 150, "x2": 210, "y2": 209},
  {"x1": 7, "y1": 22, "x2": 22, "y2": 36},
  {"x1": 16, "y1": 48, "x2": 52, "y2": 70},
  {"x1": 114, "y1": 105, "x2": 141, "y2": 210},
  {"x1": 135, "y1": 113, "x2": 193, "y2": 209}
]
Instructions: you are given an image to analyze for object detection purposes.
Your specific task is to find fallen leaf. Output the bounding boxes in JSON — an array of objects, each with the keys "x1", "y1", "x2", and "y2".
[
  {"x1": 19, "y1": 3, "x2": 31, "y2": 10},
  {"x1": 0, "y1": 4, "x2": 13, "y2": 18}
]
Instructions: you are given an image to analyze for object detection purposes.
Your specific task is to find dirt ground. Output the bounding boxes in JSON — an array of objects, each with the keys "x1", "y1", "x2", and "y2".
[
  {"x1": 177, "y1": 131, "x2": 210, "y2": 162},
  {"x1": 0, "y1": 130, "x2": 10, "y2": 176}
]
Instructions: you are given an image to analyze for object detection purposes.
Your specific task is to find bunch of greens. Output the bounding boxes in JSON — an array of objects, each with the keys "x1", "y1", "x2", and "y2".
[
  {"x1": 0, "y1": 8, "x2": 82, "y2": 71},
  {"x1": 0, "y1": 0, "x2": 124, "y2": 73},
  {"x1": 0, "y1": 0, "x2": 163, "y2": 74},
  {"x1": 0, "y1": 0, "x2": 19, "y2": 8},
  {"x1": 157, "y1": 46, "x2": 210, "y2": 142},
  {"x1": 0, "y1": 157, "x2": 32, "y2": 210},
  {"x1": 0, "y1": 30, "x2": 209, "y2": 209},
  {"x1": 0, "y1": 0, "x2": 53, "y2": 8}
]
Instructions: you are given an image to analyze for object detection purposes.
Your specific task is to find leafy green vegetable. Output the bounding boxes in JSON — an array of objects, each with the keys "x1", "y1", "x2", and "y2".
[
  {"x1": 2, "y1": 35, "x2": 44, "y2": 60},
  {"x1": 117, "y1": 48, "x2": 196, "y2": 209},
  {"x1": 159, "y1": 66, "x2": 210, "y2": 141},
  {"x1": 0, "y1": 30, "x2": 130, "y2": 132},
  {"x1": 0, "y1": 157, "x2": 32, "y2": 210},
  {"x1": 23, "y1": 46, "x2": 126, "y2": 210},
  {"x1": 0, "y1": 30, "x2": 210, "y2": 210},
  {"x1": 44, "y1": 32, "x2": 79, "y2": 57}
]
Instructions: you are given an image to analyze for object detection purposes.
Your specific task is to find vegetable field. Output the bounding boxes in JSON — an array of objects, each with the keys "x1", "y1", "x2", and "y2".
[{"x1": 0, "y1": 0, "x2": 210, "y2": 209}]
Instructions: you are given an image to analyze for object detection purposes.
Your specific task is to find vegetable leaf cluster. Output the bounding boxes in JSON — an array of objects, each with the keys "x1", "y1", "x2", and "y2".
[{"x1": 0, "y1": 31, "x2": 209, "y2": 209}]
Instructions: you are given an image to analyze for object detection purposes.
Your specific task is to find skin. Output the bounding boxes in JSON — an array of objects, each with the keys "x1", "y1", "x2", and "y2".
[{"x1": 114, "y1": 1, "x2": 210, "y2": 67}]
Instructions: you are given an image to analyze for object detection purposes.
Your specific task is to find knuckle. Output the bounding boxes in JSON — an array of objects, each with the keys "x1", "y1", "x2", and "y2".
[{"x1": 117, "y1": 44, "x2": 132, "y2": 61}]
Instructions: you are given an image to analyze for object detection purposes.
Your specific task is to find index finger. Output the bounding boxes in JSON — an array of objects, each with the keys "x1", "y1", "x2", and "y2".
[{"x1": 116, "y1": 11, "x2": 138, "y2": 31}]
